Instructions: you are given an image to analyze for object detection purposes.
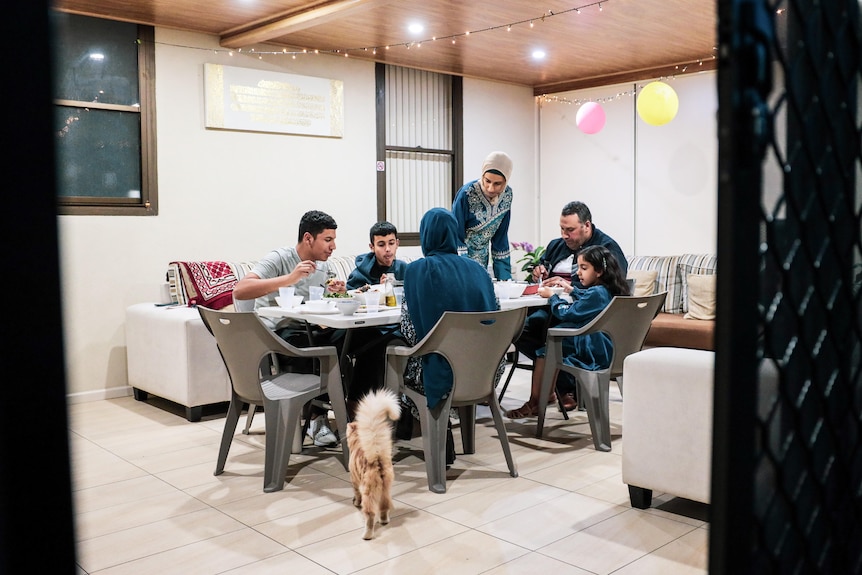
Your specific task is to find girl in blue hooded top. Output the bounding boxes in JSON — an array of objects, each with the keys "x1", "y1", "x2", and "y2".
[{"x1": 505, "y1": 245, "x2": 630, "y2": 418}]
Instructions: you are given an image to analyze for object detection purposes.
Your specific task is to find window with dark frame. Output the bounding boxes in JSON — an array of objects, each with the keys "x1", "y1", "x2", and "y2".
[
  {"x1": 376, "y1": 63, "x2": 462, "y2": 245},
  {"x1": 52, "y1": 13, "x2": 157, "y2": 216}
]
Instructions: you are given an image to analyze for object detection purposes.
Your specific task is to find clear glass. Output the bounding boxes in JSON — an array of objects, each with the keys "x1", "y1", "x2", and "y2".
[
  {"x1": 52, "y1": 13, "x2": 140, "y2": 106},
  {"x1": 54, "y1": 106, "x2": 142, "y2": 199}
]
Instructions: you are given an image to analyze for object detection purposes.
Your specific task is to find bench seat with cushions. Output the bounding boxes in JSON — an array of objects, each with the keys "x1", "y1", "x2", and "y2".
[
  {"x1": 626, "y1": 254, "x2": 717, "y2": 351},
  {"x1": 125, "y1": 255, "x2": 364, "y2": 421}
]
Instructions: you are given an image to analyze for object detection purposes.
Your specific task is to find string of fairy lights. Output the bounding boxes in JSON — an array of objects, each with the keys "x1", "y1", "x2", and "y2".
[
  {"x1": 196, "y1": 0, "x2": 614, "y2": 58},
  {"x1": 148, "y1": 0, "x2": 716, "y2": 107},
  {"x1": 537, "y1": 65, "x2": 710, "y2": 107},
  {"x1": 153, "y1": 0, "x2": 616, "y2": 59}
]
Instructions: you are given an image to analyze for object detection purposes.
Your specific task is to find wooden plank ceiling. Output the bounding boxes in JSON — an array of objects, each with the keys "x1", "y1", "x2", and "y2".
[{"x1": 53, "y1": 0, "x2": 717, "y2": 94}]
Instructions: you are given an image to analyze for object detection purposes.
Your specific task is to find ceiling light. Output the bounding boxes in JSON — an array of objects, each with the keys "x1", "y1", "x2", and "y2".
[
  {"x1": 532, "y1": 50, "x2": 546, "y2": 60},
  {"x1": 408, "y1": 23, "x2": 423, "y2": 34}
]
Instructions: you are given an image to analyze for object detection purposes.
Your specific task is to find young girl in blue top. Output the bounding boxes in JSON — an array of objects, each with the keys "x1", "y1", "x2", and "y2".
[{"x1": 506, "y1": 245, "x2": 630, "y2": 418}]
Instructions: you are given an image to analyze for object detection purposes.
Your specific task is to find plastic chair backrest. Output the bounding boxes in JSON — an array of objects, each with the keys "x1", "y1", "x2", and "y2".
[
  {"x1": 413, "y1": 308, "x2": 527, "y2": 404},
  {"x1": 198, "y1": 307, "x2": 302, "y2": 404},
  {"x1": 585, "y1": 292, "x2": 667, "y2": 377}
]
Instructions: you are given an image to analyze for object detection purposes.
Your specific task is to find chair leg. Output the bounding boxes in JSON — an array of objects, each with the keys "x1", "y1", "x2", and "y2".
[
  {"x1": 262, "y1": 397, "x2": 304, "y2": 493},
  {"x1": 575, "y1": 371, "x2": 612, "y2": 452},
  {"x1": 536, "y1": 342, "x2": 562, "y2": 438},
  {"x1": 242, "y1": 404, "x2": 256, "y2": 434},
  {"x1": 497, "y1": 357, "x2": 518, "y2": 403},
  {"x1": 405, "y1": 387, "x2": 450, "y2": 493},
  {"x1": 215, "y1": 395, "x2": 244, "y2": 476},
  {"x1": 323, "y1": 359, "x2": 350, "y2": 471},
  {"x1": 487, "y1": 394, "x2": 518, "y2": 478},
  {"x1": 291, "y1": 418, "x2": 303, "y2": 454},
  {"x1": 457, "y1": 405, "x2": 476, "y2": 454},
  {"x1": 556, "y1": 382, "x2": 570, "y2": 420}
]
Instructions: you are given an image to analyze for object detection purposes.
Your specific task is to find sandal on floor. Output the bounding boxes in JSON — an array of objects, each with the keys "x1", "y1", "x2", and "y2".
[
  {"x1": 561, "y1": 392, "x2": 577, "y2": 412},
  {"x1": 505, "y1": 402, "x2": 540, "y2": 418}
]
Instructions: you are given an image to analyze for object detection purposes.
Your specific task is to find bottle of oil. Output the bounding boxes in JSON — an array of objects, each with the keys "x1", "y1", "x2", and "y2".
[{"x1": 384, "y1": 274, "x2": 397, "y2": 307}]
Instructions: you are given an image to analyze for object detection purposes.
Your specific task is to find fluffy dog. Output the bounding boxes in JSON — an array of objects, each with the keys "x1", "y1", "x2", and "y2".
[{"x1": 346, "y1": 388, "x2": 401, "y2": 540}]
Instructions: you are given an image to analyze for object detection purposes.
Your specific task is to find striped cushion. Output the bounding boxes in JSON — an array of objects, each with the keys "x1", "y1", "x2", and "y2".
[
  {"x1": 626, "y1": 255, "x2": 680, "y2": 313},
  {"x1": 626, "y1": 254, "x2": 717, "y2": 314},
  {"x1": 678, "y1": 255, "x2": 718, "y2": 313},
  {"x1": 326, "y1": 255, "x2": 358, "y2": 282}
]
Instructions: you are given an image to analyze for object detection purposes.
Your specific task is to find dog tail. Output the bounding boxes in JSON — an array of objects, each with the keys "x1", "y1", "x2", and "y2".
[{"x1": 353, "y1": 388, "x2": 401, "y2": 461}]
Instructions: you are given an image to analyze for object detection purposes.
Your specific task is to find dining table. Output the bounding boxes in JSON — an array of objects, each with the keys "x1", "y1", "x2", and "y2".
[
  {"x1": 257, "y1": 294, "x2": 551, "y2": 416},
  {"x1": 256, "y1": 293, "x2": 550, "y2": 328}
]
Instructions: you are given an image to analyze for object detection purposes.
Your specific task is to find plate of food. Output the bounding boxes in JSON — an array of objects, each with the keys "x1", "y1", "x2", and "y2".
[{"x1": 323, "y1": 291, "x2": 354, "y2": 299}]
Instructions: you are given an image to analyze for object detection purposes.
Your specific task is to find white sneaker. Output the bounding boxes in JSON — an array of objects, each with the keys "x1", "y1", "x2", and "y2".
[{"x1": 307, "y1": 417, "x2": 338, "y2": 447}]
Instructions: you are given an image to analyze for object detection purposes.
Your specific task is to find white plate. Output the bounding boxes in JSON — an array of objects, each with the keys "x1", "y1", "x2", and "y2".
[{"x1": 299, "y1": 306, "x2": 340, "y2": 315}]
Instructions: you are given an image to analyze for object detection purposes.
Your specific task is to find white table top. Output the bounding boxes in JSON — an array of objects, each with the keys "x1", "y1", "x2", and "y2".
[{"x1": 257, "y1": 294, "x2": 549, "y2": 329}]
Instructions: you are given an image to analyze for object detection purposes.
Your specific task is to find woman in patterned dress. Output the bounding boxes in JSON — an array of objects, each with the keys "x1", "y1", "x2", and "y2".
[{"x1": 452, "y1": 151, "x2": 514, "y2": 280}]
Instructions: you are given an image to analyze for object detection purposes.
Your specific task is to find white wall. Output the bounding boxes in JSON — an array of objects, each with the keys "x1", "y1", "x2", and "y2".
[
  {"x1": 539, "y1": 71, "x2": 718, "y2": 257},
  {"x1": 58, "y1": 29, "x2": 537, "y2": 399},
  {"x1": 462, "y1": 78, "x2": 538, "y2": 256}
]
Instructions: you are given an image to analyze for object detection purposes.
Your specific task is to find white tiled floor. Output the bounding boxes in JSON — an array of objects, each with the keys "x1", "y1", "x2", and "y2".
[{"x1": 70, "y1": 366, "x2": 708, "y2": 574}]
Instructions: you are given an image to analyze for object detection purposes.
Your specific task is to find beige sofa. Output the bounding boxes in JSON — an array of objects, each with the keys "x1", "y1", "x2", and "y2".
[
  {"x1": 625, "y1": 254, "x2": 717, "y2": 351},
  {"x1": 125, "y1": 255, "x2": 361, "y2": 421}
]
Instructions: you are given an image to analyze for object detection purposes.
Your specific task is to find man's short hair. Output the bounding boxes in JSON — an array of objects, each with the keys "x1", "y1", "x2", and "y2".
[
  {"x1": 298, "y1": 210, "x2": 337, "y2": 242},
  {"x1": 561, "y1": 201, "x2": 592, "y2": 224},
  {"x1": 369, "y1": 221, "x2": 398, "y2": 243}
]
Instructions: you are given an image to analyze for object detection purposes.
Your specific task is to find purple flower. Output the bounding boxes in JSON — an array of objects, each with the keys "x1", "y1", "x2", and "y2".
[{"x1": 512, "y1": 242, "x2": 546, "y2": 272}]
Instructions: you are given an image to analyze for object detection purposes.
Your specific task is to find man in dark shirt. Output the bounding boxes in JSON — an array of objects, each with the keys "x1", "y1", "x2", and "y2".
[
  {"x1": 531, "y1": 201, "x2": 628, "y2": 286},
  {"x1": 516, "y1": 201, "x2": 628, "y2": 409}
]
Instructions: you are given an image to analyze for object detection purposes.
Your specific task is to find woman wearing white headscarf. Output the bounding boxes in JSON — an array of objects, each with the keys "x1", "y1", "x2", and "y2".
[{"x1": 452, "y1": 151, "x2": 514, "y2": 280}]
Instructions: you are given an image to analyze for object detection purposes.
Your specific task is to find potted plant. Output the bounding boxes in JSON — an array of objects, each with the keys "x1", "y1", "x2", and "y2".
[{"x1": 511, "y1": 241, "x2": 545, "y2": 280}]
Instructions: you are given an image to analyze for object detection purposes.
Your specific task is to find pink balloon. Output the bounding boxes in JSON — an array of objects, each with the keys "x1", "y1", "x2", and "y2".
[{"x1": 576, "y1": 101, "x2": 606, "y2": 134}]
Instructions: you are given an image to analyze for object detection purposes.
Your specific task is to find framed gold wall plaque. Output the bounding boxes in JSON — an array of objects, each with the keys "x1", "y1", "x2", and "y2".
[{"x1": 204, "y1": 63, "x2": 343, "y2": 137}]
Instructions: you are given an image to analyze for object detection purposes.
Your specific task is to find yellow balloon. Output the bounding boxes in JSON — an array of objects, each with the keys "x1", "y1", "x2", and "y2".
[{"x1": 637, "y1": 81, "x2": 679, "y2": 126}]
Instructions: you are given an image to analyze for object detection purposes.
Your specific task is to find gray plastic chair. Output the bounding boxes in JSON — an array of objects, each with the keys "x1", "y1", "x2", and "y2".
[
  {"x1": 231, "y1": 295, "x2": 263, "y2": 434},
  {"x1": 198, "y1": 306, "x2": 349, "y2": 493},
  {"x1": 536, "y1": 292, "x2": 667, "y2": 451},
  {"x1": 385, "y1": 308, "x2": 527, "y2": 493}
]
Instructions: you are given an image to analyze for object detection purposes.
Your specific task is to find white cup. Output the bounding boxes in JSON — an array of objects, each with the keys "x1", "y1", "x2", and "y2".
[
  {"x1": 278, "y1": 286, "x2": 295, "y2": 299},
  {"x1": 308, "y1": 286, "x2": 324, "y2": 301},
  {"x1": 363, "y1": 291, "x2": 380, "y2": 313},
  {"x1": 393, "y1": 286, "x2": 404, "y2": 306}
]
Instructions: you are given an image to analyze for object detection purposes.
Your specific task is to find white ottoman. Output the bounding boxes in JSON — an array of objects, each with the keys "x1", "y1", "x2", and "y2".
[
  {"x1": 622, "y1": 347, "x2": 714, "y2": 507},
  {"x1": 125, "y1": 303, "x2": 231, "y2": 421}
]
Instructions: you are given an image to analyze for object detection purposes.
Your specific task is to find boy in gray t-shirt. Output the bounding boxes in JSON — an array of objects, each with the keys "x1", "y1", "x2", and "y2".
[{"x1": 232, "y1": 210, "x2": 347, "y2": 447}]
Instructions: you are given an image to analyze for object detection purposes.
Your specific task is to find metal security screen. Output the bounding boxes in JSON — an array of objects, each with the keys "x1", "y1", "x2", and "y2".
[{"x1": 713, "y1": 1, "x2": 862, "y2": 573}]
